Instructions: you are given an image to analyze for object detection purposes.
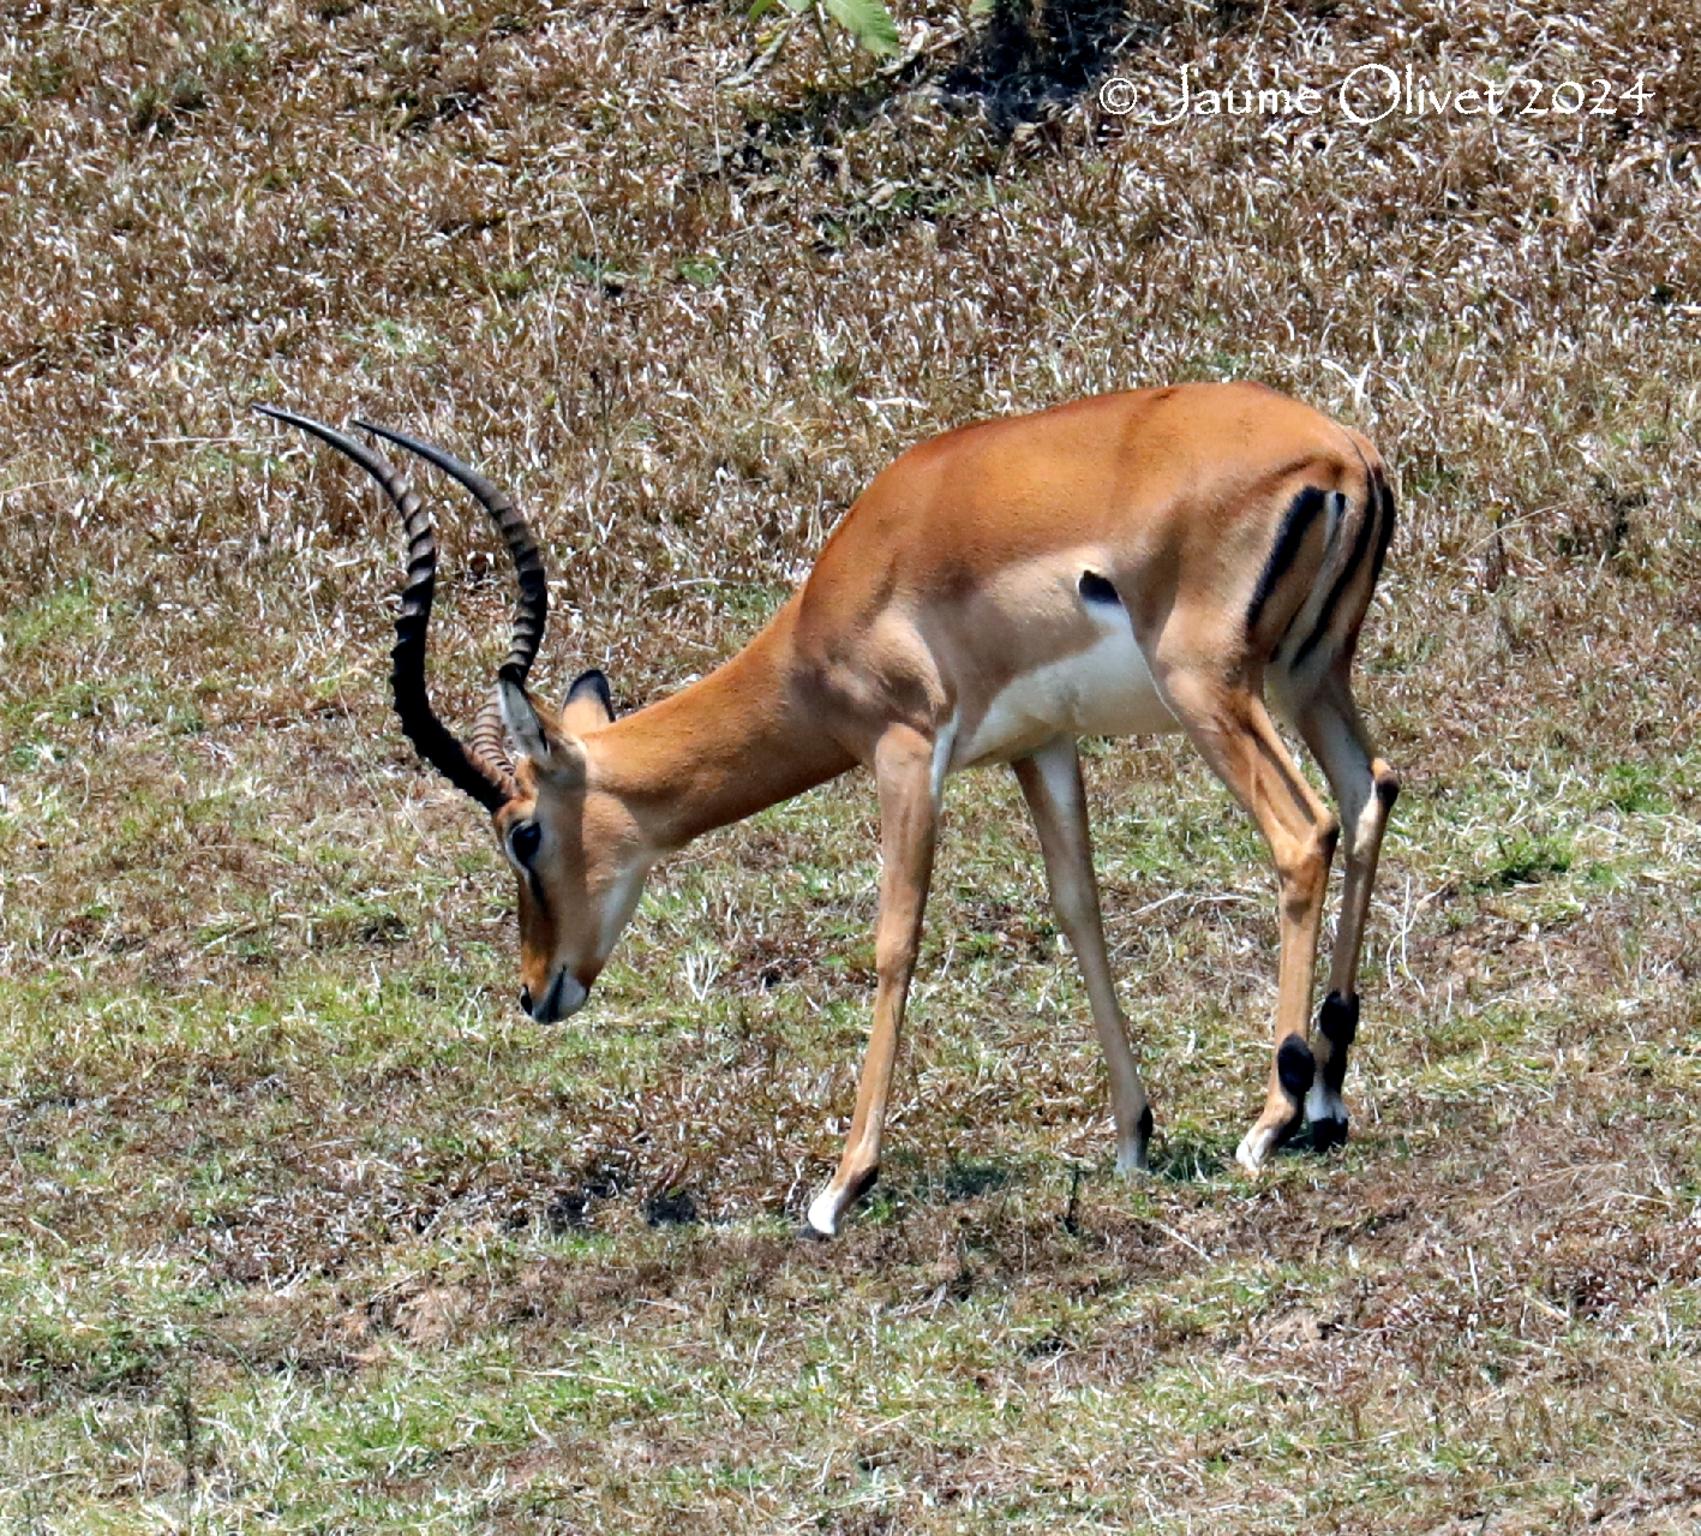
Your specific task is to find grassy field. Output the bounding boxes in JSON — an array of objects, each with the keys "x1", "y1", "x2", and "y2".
[{"x1": 3, "y1": 0, "x2": 1700, "y2": 1529}]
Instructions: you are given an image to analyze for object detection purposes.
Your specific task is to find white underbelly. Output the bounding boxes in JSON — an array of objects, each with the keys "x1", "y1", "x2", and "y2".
[{"x1": 955, "y1": 613, "x2": 1178, "y2": 768}]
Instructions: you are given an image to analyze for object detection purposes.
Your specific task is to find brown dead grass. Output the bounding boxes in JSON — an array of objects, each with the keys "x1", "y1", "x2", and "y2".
[{"x1": 2, "y1": 0, "x2": 1700, "y2": 1530}]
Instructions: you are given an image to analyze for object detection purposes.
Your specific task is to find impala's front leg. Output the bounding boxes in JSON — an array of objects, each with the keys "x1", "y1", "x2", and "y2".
[
  {"x1": 1012, "y1": 737, "x2": 1151, "y2": 1174},
  {"x1": 806, "y1": 724, "x2": 940, "y2": 1237}
]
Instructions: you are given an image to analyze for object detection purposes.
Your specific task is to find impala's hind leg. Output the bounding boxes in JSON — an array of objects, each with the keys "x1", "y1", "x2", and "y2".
[
  {"x1": 1012, "y1": 737, "x2": 1151, "y2": 1175},
  {"x1": 1294, "y1": 672, "x2": 1399, "y2": 1149},
  {"x1": 1161, "y1": 669, "x2": 1339, "y2": 1173}
]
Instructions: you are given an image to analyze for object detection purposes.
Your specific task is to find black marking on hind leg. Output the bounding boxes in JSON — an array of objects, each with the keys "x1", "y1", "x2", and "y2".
[
  {"x1": 1272, "y1": 1034, "x2": 1316, "y2": 1148},
  {"x1": 1137, "y1": 1103, "x2": 1154, "y2": 1144},
  {"x1": 1310, "y1": 1116, "x2": 1349, "y2": 1152},
  {"x1": 1078, "y1": 570, "x2": 1121, "y2": 606},
  {"x1": 1316, "y1": 990, "x2": 1359, "y2": 1095},
  {"x1": 1276, "y1": 1034, "x2": 1316, "y2": 1101},
  {"x1": 1246, "y1": 486, "x2": 1326, "y2": 635},
  {"x1": 1309, "y1": 991, "x2": 1358, "y2": 1152}
]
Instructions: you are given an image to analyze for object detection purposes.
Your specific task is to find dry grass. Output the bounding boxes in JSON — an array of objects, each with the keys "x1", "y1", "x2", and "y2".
[{"x1": 3, "y1": 0, "x2": 1700, "y2": 1529}]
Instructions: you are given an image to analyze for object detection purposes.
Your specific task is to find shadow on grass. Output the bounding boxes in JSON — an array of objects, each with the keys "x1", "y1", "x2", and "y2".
[
  {"x1": 939, "y1": 0, "x2": 1166, "y2": 138},
  {"x1": 1150, "y1": 1114, "x2": 1368, "y2": 1182},
  {"x1": 938, "y1": 1157, "x2": 1015, "y2": 1201},
  {"x1": 857, "y1": 1153, "x2": 1022, "y2": 1224},
  {"x1": 722, "y1": 0, "x2": 1238, "y2": 170},
  {"x1": 1144, "y1": 1128, "x2": 1234, "y2": 1183}
]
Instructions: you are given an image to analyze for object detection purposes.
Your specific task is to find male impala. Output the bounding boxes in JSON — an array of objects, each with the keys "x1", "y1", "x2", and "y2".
[{"x1": 259, "y1": 382, "x2": 1399, "y2": 1235}]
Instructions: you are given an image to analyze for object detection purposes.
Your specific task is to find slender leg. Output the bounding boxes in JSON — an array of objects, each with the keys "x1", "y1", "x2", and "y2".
[
  {"x1": 805, "y1": 724, "x2": 940, "y2": 1236},
  {"x1": 1294, "y1": 672, "x2": 1400, "y2": 1147},
  {"x1": 1161, "y1": 668, "x2": 1339, "y2": 1172},
  {"x1": 1012, "y1": 737, "x2": 1151, "y2": 1174}
]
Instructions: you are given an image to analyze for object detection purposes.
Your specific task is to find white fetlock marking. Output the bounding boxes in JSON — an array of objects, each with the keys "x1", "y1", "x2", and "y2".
[
  {"x1": 1235, "y1": 1124, "x2": 1281, "y2": 1174},
  {"x1": 805, "y1": 1186, "x2": 842, "y2": 1237},
  {"x1": 1305, "y1": 1082, "x2": 1347, "y2": 1126},
  {"x1": 1115, "y1": 1141, "x2": 1148, "y2": 1177}
]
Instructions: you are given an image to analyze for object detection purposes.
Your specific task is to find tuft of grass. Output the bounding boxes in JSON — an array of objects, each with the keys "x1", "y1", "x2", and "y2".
[{"x1": 1477, "y1": 830, "x2": 1575, "y2": 891}]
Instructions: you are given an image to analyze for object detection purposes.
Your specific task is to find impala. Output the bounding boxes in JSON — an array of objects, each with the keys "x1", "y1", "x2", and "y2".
[{"x1": 258, "y1": 382, "x2": 1399, "y2": 1235}]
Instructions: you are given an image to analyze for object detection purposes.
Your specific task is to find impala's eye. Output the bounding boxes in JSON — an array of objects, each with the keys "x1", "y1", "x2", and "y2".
[{"x1": 510, "y1": 820, "x2": 542, "y2": 865}]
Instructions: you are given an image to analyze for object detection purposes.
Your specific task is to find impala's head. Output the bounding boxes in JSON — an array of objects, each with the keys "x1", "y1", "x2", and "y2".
[
  {"x1": 492, "y1": 668, "x2": 655, "y2": 1021},
  {"x1": 256, "y1": 405, "x2": 654, "y2": 1024}
]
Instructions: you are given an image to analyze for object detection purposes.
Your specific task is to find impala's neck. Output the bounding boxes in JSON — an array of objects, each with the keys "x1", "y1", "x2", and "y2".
[{"x1": 585, "y1": 597, "x2": 854, "y2": 849}]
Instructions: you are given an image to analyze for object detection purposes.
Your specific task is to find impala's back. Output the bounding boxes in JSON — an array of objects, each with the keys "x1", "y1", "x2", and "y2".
[{"x1": 794, "y1": 380, "x2": 1390, "y2": 770}]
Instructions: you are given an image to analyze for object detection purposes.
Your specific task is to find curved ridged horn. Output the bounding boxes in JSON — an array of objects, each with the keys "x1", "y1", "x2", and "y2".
[
  {"x1": 351, "y1": 419, "x2": 548, "y2": 691},
  {"x1": 253, "y1": 404, "x2": 515, "y2": 813},
  {"x1": 470, "y1": 692, "x2": 516, "y2": 782}
]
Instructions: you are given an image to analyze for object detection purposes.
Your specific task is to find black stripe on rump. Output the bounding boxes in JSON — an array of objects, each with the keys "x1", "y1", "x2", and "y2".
[
  {"x1": 1367, "y1": 473, "x2": 1396, "y2": 591},
  {"x1": 1245, "y1": 485, "x2": 1327, "y2": 637},
  {"x1": 1289, "y1": 483, "x2": 1380, "y2": 669}
]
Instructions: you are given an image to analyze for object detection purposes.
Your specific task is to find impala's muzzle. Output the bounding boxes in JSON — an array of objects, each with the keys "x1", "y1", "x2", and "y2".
[{"x1": 521, "y1": 970, "x2": 589, "y2": 1023}]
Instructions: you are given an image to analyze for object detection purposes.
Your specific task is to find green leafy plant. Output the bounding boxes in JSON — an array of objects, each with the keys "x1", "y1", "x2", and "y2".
[{"x1": 747, "y1": 0, "x2": 900, "y2": 59}]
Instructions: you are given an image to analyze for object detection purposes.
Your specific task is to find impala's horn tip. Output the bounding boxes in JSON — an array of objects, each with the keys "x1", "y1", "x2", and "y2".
[{"x1": 253, "y1": 403, "x2": 315, "y2": 431}]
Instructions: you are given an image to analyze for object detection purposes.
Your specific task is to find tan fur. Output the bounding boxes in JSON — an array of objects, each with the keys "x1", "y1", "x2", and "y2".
[{"x1": 494, "y1": 381, "x2": 1398, "y2": 1229}]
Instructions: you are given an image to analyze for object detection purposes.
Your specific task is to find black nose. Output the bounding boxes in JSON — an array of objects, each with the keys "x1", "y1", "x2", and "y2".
[{"x1": 518, "y1": 986, "x2": 532, "y2": 1015}]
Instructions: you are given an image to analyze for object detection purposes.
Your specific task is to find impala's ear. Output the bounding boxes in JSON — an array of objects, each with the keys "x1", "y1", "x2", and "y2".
[
  {"x1": 561, "y1": 668, "x2": 616, "y2": 733},
  {"x1": 498, "y1": 674, "x2": 586, "y2": 784}
]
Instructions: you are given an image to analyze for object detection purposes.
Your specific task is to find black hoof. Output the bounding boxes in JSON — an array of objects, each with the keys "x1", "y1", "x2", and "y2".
[{"x1": 1309, "y1": 1116, "x2": 1350, "y2": 1153}]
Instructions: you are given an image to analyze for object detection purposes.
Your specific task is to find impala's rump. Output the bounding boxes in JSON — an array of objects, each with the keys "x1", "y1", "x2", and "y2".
[{"x1": 1262, "y1": 458, "x2": 1396, "y2": 718}]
